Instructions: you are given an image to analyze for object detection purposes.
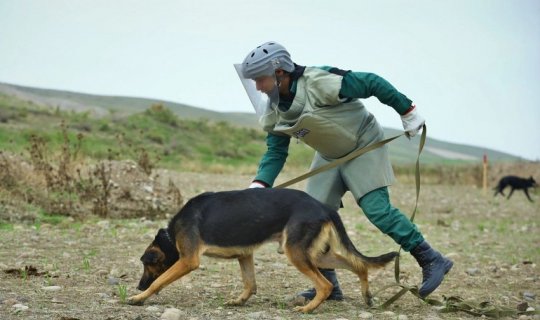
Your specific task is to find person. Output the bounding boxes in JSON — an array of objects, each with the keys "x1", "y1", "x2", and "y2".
[{"x1": 234, "y1": 41, "x2": 453, "y2": 300}]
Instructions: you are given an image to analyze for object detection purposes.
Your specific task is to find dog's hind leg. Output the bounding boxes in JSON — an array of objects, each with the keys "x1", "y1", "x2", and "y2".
[
  {"x1": 128, "y1": 255, "x2": 200, "y2": 305},
  {"x1": 226, "y1": 254, "x2": 257, "y2": 306},
  {"x1": 319, "y1": 253, "x2": 374, "y2": 307},
  {"x1": 355, "y1": 267, "x2": 373, "y2": 307},
  {"x1": 507, "y1": 188, "x2": 515, "y2": 199},
  {"x1": 285, "y1": 247, "x2": 332, "y2": 313}
]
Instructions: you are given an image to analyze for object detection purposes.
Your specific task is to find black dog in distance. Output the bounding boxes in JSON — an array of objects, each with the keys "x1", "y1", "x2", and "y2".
[{"x1": 494, "y1": 175, "x2": 537, "y2": 202}]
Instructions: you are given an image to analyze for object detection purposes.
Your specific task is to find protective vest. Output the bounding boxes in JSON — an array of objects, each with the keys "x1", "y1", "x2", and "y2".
[
  {"x1": 262, "y1": 67, "x2": 378, "y2": 159},
  {"x1": 261, "y1": 67, "x2": 395, "y2": 199}
]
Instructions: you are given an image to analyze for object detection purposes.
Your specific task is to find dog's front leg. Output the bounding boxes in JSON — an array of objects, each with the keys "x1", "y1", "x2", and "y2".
[
  {"x1": 226, "y1": 254, "x2": 257, "y2": 306},
  {"x1": 128, "y1": 258, "x2": 199, "y2": 305}
]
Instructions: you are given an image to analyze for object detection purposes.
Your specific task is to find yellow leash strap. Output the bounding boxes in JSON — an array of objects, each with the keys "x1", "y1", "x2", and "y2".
[
  {"x1": 274, "y1": 132, "x2": 406, "y2": 189},
  {"x1": 394, "y1": 124, "x2": 427, "y2": 284}
]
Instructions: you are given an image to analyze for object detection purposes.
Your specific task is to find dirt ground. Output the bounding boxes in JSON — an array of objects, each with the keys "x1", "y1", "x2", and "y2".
[{"x1": 1, "y1": 169, "x2": 539, "y2": 320}]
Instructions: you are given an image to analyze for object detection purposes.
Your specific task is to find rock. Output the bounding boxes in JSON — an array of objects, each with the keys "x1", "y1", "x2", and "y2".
[
  {"x1": 466, "y1": 268, "x2": 480, "y2": 276},
  {"x1": 12, "y1": 303, "x2": 29, "y2": 312},
  {"x1": 145, "y1": 305, "x2": 160, "y2": 313},
  {"x1": 398, "y1": 315, "x2": 409, "y2": 320},
  {"x1": 358, "y1": 311, "x2": 373, "y2": 319},
  {"x1": 523, "y1": 292, "x2": 536, "y2": 300},
  {"x1": 161, "y1": 308, "x2": 183, "y2": 320},
  {"x1": 97, "y1": 293, "x2": 110, "y2": 299},
  {"x1": 42, "y1": 285, "x2": 62, "y2": 292},
  {"x1": 107, "y1": 277, "x2": 120, "y2": 285}
]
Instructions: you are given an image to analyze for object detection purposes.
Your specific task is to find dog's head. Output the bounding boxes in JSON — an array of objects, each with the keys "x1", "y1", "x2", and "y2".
[
  {"x1": 137, "y1": 228, "x2": 179, "y2": 291},
  {"x1": 529, "y1": 176, "x2": 538, "y2": 187}
]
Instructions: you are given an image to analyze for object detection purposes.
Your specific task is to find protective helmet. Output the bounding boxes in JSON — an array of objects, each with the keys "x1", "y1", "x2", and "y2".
[{"x1": 240, "y1": 41, "x2": 294, "y2": 79}]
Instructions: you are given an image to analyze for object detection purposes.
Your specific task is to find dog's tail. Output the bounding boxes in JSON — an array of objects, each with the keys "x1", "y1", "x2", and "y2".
[{"x1": 328, "y1": 210, "x2": 398, "y2": 268}]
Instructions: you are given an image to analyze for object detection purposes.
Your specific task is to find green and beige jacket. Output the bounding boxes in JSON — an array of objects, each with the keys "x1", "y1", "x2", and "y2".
[{"x1": 254, "y1": 65, "x2": 412, "y2": 198}]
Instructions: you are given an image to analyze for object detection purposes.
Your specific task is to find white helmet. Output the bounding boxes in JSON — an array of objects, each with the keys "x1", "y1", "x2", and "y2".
[{"x1": 240, "y1": 41, "x2": 294, "y2": 79}]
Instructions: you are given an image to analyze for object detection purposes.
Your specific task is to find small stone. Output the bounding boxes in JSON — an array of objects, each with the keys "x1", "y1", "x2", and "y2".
[
  {"x1": 523, "y1": 292, "x2": 536, "y2": 300},
  {"x1": 145, "y1": 305, "x2": 160, "y2": 312},
  {"x1": 12, "y1": 303, "x2": 29, "y2": 311},
  {"x1": 97, "y1": 293, "x2": 110, "y2": 299},
  {"x1": 161, "y1": 308, "x2": 182, "y2": 320},
  {"x1": 107, "y1": 277, "x2": 120, "y2": 285},
  {"x1": 358, "y1": 311, "x2": 373, "y2": 319},
  {"x1": 42, "y1": 286, "x2": 62, "y2": 292},
  {"x1": 398, "y1": 315, "x2": 409, "y2": 320},
  {"x1": 466, "y1": 268, "x2": 480, "y2": 276}
]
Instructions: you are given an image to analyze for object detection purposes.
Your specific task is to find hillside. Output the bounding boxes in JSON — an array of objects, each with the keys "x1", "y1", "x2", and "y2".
[{"x1": 0, "y1": 81, "x2": 521, "y2": 164}]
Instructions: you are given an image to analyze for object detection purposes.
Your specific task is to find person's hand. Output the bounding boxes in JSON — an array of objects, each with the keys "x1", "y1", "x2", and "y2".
[
  {"x1": 401, "y1": 105, "x2": 425, "y2": 138},
  {"x1": 249, "y1": 181, "x2": 266, "y2": 188}
]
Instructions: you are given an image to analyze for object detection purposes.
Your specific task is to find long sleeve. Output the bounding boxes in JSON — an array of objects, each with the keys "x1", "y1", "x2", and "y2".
[
  {"x1": 253, "y1": 132, "x2": 290, "y2": 187},
  {"x1": 340, "y1": 71, "x2": 413, "y2": 115}
]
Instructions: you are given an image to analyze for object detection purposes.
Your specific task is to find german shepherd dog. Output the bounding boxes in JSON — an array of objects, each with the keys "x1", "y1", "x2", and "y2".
[
  {"x1": 128, "y1": 188, "x2": 398, "y2": 313},
  {"x1": 493, "y1": 175, "x2": 537, "y2": 202}
]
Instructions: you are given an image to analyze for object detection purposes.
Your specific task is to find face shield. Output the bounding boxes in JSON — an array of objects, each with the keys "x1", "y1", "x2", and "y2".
[{"x1": 234, "y1": 63, "x2": 280, "y2": 120}]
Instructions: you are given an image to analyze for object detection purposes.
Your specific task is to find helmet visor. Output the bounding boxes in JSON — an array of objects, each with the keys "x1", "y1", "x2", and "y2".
[{"x1": 234, "y1": 63, "x2": 279, "y2": 120}]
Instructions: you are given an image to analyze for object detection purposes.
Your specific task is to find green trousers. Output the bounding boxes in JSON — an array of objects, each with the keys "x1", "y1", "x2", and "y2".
[
  {"x1": 358, "y1": 187, "x2": 424, "y2": 252},
  {"x1": 307, "y1": 180, "x2": 424, "y2": 252}
]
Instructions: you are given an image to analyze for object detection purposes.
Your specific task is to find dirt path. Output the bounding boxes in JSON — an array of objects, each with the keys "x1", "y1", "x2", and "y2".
[{"x1": 1, "y1": 171, "x2": 538, "y2": 319}]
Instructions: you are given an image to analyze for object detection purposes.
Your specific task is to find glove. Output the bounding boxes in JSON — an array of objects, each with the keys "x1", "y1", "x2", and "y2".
[
  {"x1": 401, "y1": 105, "x2": 425, "y2": 138},
  {"x1": 249, "y1": 181, "x2": 266, "y2": 188}
]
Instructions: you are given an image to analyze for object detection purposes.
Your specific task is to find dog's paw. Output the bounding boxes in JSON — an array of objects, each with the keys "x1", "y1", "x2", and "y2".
[
  {"x1": 293, "y1": 305, "x2": 313, "y2": 313},
  {"x1": 225, "y1": 298, "x2": 246, "y2": 306},
  {"x1": 127, "y1": 296, "x2": 145, "y2": 306}
]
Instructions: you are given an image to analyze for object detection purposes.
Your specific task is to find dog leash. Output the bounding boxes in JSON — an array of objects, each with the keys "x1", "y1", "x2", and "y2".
[{"x1": 273, "y1": 129, "x2": 412, "y2": 189}]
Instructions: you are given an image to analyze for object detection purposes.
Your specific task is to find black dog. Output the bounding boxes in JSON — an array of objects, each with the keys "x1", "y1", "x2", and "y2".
[
  {"x1": 494, "y1": 175, "x2": 537, "y2": 202},
  {"x1": 128, "y1": 188, "x2": 398, "y2": 313}
]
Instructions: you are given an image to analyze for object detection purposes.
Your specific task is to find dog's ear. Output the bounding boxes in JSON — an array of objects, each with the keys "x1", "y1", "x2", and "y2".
[
  {"x1": 141, "y1": 250, "x2": 160, "y2": 265},
  {"x1": 156, "y1": 228, "x2": 168, "y2": 241}
]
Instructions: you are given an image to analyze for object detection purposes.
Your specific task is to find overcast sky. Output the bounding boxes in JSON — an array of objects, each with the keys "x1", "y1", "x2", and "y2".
[{"x1": 1, "y1": 0, "x2": 539, "y2": 160}]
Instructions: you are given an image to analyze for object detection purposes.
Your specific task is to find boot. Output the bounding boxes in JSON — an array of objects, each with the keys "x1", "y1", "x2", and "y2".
[
  {"x1": 297, "y1": 269, "x2": 344, "y2": 301},
  {"x1": 411, "y1": 241, "x2": 453, "y2": 298}
]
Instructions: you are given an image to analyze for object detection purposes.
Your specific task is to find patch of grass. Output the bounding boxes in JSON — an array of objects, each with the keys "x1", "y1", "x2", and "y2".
[
  {"x1": 117, "y1": 284, "x2": 128, "y2": 303},
  {"x1": 82, "y1": 256, "x2": 91, "y2": 271},
  {"x1": 37, "y1": 210, "x2": 67, "y2": 225},
  {"x1": 0, "y1": 221, "x2": 14, "y2": 231}
]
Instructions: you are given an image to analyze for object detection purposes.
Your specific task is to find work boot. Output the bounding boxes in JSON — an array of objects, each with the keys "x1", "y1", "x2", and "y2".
[
  {"x1": 297, "y1": 269, "x2": 344, "y2": 301},
  {"x1": 410, "y1": 241, "x2": 453, "y2": 298}
]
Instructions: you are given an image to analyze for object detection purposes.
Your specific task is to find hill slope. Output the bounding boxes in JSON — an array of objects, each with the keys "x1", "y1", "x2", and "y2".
[{"x1": 0, "y1": 82, "x2": 520, "y2": 164}]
